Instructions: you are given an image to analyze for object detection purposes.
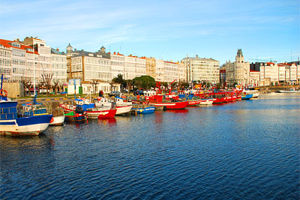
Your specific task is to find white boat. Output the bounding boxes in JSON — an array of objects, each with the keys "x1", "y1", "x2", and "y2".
[
  {"x1": 50, "y1": 115, "x2": 65, "y2": 126},
  {"x1": 199, "y1": 99, "x2": 214, "y2": 105},
  {"x1": 278, "y1": 89, "x2": 299, "y2": 93},
  {"x1": 243, "y1": 90, "x2": 259, "y2": 98},
  {"x1": 95, "y1": 97, "x2": 132, "y2": 115},
  {"x1": 0, "y1": 101, "x2": 52, "y2": 136}
]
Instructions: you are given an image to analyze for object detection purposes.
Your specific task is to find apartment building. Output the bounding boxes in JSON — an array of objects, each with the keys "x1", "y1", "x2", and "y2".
[
  {"x1": 154, "y1": 60, "x2": 186, "y2": 83},
  {"x1": 66, "y1": 45, "x2": 111, "y2": 82},
  {"x1": 259, "y1": 62, "x2": 300, "y2": 85},
  {"x1": 23, "y1": 37, "x2": 67, "y2": 84},
  {"x1": 182, "y1": 55, "x2": 220, "y2": 84},
  {"x1": 145, "y1": 57, "x2": 156, "y2": 79},
  {"x1": 110, "y1": 52, "x2": 125, "y2": 79},
  {"x1": 124, "y1": 55, "x2": 146, "y2": 80}
]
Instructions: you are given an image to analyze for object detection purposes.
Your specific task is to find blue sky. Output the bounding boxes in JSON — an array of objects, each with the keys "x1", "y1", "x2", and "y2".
[{"x1": 1, "y1": 0, "x2": 299, "y2": 64}]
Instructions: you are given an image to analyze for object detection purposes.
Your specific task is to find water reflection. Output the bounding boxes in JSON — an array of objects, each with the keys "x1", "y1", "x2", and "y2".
[
  {"x1": 0, "y1": 95, "x2": 299, "y2": 199},
  {"x1": 97, "y1": 118, "x2": 117, "y2": 126}
]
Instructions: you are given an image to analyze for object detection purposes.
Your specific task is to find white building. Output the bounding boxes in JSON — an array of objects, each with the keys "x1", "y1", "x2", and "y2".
[
  {"x1": 182, "y1": 55, "x2": 220, "y2": 84},
  {"x1": 224, "y1": 49, "x2": 250, "y2": 86},
  {"x1": 124, "y1": 55, "x2": 146, "y2": 80},
  {"x1": 111, "y1": 52, "x2": 125, "y2": 79}
]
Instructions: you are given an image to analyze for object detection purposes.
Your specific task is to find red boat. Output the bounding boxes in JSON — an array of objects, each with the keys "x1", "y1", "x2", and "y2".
[
  {"x1": 187, "y1": 100, "x2": 201, "y2": 106},
  {"x1": 148, "y1": 94, "x2": 188, "y2": 110},
  {"x1": 60, "y1": 104, "x2": 116, "y2": 119},
  {"x1": 154, "y1": 101, "x2": 188, "y2": 110}
]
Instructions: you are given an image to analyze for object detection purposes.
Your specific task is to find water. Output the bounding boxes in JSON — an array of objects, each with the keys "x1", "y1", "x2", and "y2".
[{"x1": 1, "y1": 94, "x2": 299, "y2": 200}]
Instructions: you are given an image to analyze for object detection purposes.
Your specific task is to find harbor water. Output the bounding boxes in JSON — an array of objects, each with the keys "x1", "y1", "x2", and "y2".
[{"x1": 0, "y1": 94, "x2": 299, "y2": 199}]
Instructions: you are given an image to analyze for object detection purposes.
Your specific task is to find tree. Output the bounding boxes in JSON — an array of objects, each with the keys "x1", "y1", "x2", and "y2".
[
  {"x1": 21, "y1": 78, "x2": 32, "y2": 96},
  {"x1": 52, "y1": 80, "x2": 60, "y2": 94},
  {"x1": 125, "y1": 79, "x2": 133, "y2": 92},
  {"x1": 41, "y1": 73, "x2": 53, "y2": 94},
  {"x1": 133, "y1": 75, "x2": 156, "y2": 90},
  {"x1": 112, "y1": 74, "x2": 126, "y2": 91}
]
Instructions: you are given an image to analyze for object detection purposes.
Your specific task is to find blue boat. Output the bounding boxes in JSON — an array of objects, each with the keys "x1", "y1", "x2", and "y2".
[
  {"x1": 0, "y1": 101, "x2": 53, "y2": 136},
  {"x1": 241, "y1": 94, "x2": 253, "y2": 100},
  {"x1": 0, "y1": 75, "x2": 52, "y2": 136},
  {"x1": 132, "y1": 106, "x2": 156, "y2": 114}
]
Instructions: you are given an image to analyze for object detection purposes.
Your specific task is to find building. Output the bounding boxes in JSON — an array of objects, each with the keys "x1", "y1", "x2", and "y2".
[
  {"x1": 145, "y1": 57, "x2": 156, "y2": 79},
  {"x1": 0, "y1": 40, "x2": 13, "y2": 80},
  {"x1": 124, "y1": 55, "x2": 146, "y2": 80},
  {"x1": 219, "y1": 65, "x2": 226, "y2": 86},
  {"x1": 66, "y1": 45, "x2": 111, "y2": 82},
  {"x1": 224, "y1": 49, "x2": 250, "y2": 86},
  {"x1": 182, "y1": 55, "x2": 220, "y2": 84},
  {"x1": 249, "y1": 70, "x2": 260, "y2": 87},
  {"x1": 23, "y1": 37, "x2": 67, "y2": 84},
  {"x1": 110, "y1": 52, "x2": 125, "y2": 79}
]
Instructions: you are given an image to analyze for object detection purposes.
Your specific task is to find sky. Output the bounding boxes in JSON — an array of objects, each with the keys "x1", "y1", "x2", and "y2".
[{"x1": 1, "y1": 0, "x2": 299, "y2": 64}]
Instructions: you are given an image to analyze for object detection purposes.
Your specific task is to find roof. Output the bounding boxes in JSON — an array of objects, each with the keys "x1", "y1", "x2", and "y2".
[{"x1": 0, "y1": 39, "x2": 38, "y2": 54}]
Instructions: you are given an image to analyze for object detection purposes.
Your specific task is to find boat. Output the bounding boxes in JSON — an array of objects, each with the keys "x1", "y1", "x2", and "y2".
[
  {"x1": 50, "y1": 115, "x2": 65, "y2": 126},
  {"x1": 243, "y1": 90, "x2": 259, "y2": 98},
  {"x1": 153, "y1": 101, "x2": 188, "y2": 110},
  {"x1": 241, "y1": 93, "x2": 253, "y2": 100},
  {"x1": 64, "y1": 111, "x2": 86, "y2": 122},
  {"x1": 277, "y1": 88, "x2": 299, "y2": 93},
  {"x1": 0, "y1": 96, "x2": 52, "y2": 136},
  {"x1": 199, "y1": 99, "x2": 214, "y2": 105},
  {"x1": 148, "y1": 95, "x2": 188, "y2": 110},
  {"x1": 60, "y1": 99, "x2": 116, "y2": 119},
  {"x1": 187, "y1": 99, "x2": 201, "y2": 106},
  {"x1": 95, "y1": 97, "x2": 132, "y2": 115},
  {"x1": 132, "y1": 106, "x2": 156, "y2": 114}
]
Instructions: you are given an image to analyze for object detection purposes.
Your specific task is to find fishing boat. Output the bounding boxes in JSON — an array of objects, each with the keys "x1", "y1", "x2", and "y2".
[
  {"x1": 0, "y1": 95, "x2": 52, "y2": 136},
  {"x1": 241, "y1": 93, "x2": 253, "y2": 100},
  {"x1": 0, "y1": 73, "x2": 52, "y2": 136},
  {"x1": 60, "y1": 99, "x2": 116, "y2": 119},
  {"x1": 148, "y1": 95, "x2": 188, "y2": 110},
  {"x1": 153, "y1": 101, "x2": 188, "y2": 110},
  {"x1": 95, "y1": 97, "x2": 132, "y2": 115},
  {"x1": 50, "y1": 115, "x2": 65, "y2": 126},
  {"x1": 187, "y1": 99, "x2": 201, "y2": 106},
  {"x1": 132, "y1": 106, "x2": 156, "y2": 114},
  {"x1": 199, "y1": 99, "x2": 214, "y2": 105},
  {"x1": 64, "y1": 111, "x2": 86, "y2": 122}
]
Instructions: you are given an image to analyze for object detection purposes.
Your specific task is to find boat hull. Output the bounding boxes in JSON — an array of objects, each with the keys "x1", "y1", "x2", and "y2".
[
  {"x1": 0, "y1": 115, "x2": 52, "y2": 136},
  {"x1": 50, "y1": 115, "x2": 65, "y2": 126},
  {"x1": 116, "y1": 105, "x2": 132, "y2": 115},
  {"x1": 242, "y1": 94, "x2": 253, "y2": 100},
  {"x1": 133, "y1": 106, "x2": 156, "y2": 114},
  {"x1": 154, "y1": 101, "x2": 188, "y2": 110},
  {"x1": 187, "y1": 100, "x2": 200, "y2": 106},
  {"x1": 199, "y1": 99, "x2": 214, "y2": 105}
]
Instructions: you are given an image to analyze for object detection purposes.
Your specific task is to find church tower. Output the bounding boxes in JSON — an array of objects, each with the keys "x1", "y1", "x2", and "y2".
[
  {"x1": 235, "y1": 49, "x2": 244, "y2": 63},
  {"x1": 66, "y1": 43, "x2": 73, "y2": 56}
]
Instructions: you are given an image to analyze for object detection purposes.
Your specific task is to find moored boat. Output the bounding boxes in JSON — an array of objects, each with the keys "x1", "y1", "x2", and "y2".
[
  {"x1": 241, "y1": 94, "x2": 253, "y2": 100},
  {"x1": 50, "y1": 115, "x2": 65, "y2": 126},
  {"x1": 132, "y1": 106, "x2": 156, "y2": 114},
  {"x1": 153, "y1": 101, "x2": 188, "y2": 110},
  {"x1": 0, "y1": 101, "x2": 52, "y2": 136}
]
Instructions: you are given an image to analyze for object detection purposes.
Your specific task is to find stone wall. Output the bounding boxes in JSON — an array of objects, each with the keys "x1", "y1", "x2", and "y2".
[{"x1": 2, "y1": 82, "x2": 24, "y2": 98}]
